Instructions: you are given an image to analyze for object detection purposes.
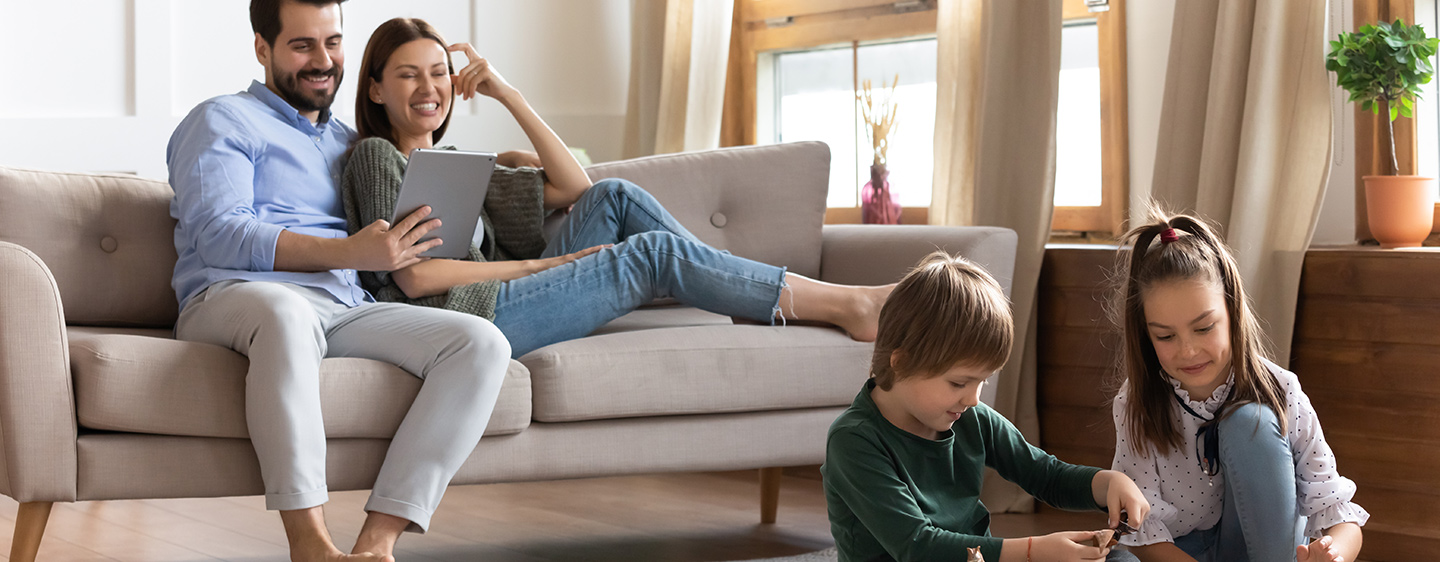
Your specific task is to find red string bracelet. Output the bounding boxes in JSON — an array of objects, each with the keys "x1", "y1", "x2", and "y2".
[{"x1": 1027, "y1": 536, "x2": 1033, "y2": 562}]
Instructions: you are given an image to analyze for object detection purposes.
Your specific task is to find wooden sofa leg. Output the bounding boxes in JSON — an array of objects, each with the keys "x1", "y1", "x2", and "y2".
[
  {"x1": 10, "y1": 501, "x2": 53, "y2": 562},
  {"x1": 759, "y1": 467, "x2": 783, "y2": 524}
]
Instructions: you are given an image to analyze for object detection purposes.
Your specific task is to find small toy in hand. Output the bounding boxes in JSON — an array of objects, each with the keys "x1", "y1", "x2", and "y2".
[
  {"x1": 1090, "y1": 511, "x2": 1139, "y2": 548},
  {"x1": 966, "y1": 546, "x2": 985, "y2": 561}
]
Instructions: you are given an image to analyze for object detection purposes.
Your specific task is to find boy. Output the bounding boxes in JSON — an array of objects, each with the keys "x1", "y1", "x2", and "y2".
[{"x1": 822, "y1": 252, "x2": 1149, "y2": 561}]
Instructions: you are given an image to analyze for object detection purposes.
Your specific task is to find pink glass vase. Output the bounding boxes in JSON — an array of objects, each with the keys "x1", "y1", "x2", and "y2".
[{"x1": 861, "y1": 164, "x2": 901, "y2": 224}]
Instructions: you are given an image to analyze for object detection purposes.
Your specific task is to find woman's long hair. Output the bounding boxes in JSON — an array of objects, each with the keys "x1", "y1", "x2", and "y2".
[
  {"x1": 353, "y1": 18, "x2": 454, "y2": 147},
  {"x1": 1108, "y1": 208, "x2": 1287, "y2": 455}
]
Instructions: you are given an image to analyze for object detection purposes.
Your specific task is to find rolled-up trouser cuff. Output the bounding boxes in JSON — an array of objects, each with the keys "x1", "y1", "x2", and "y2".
[
  {"x1": 266, "y1": 487, "x2": 330, "y2": 511},
  {"x1": 364, "y1": 494, "x2": 433, "y2": 534}
]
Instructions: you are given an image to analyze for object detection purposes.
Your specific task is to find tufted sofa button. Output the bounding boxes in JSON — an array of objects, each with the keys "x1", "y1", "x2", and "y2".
[
  {"x1": 710, "y1": 212, "x2": 727, "y2": 228},
  {"x1": 100, "y1": 236, "x2": 118, "y2": 253}
]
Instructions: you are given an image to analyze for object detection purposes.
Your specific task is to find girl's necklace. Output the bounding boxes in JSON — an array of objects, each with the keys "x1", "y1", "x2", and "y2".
[{"x1": 1172, "y1": 383, "x2": 1235, "y2": 486}]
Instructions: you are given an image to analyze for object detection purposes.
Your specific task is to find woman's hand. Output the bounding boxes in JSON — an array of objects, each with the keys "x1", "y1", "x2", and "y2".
[
  {"x1": 1030, "y1": 531, "x2": 1111, "y2": 561},
  {"x1": 498, "y1": 149, "x2": 543, "y2": 169},
  {"x1": 448, "y1": 43, "x2": 519, "y2": 102},
  {"x1": 529, "y1": 245, "x2": 610, "y2": 275},
  {"x1": 1297, "y1": 535, "x2": 1344, "y2": 562},
  {"x1": 1095, "y1": 469, "x2": 1151, "y2": 531}
]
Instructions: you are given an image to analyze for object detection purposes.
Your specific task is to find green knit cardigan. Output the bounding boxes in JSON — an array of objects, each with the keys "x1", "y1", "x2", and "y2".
[{"x1": 341, "y1": 136, "x2": 550, "y2": 320}]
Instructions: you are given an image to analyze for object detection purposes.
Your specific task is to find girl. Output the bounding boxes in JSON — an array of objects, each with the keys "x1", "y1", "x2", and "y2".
[
  {"x1": 1108, "y1": 212, "x2": 1368, "y2": 562},
  {"x1": 342, "y1": 18, "x2": 894, "y2": 358}
]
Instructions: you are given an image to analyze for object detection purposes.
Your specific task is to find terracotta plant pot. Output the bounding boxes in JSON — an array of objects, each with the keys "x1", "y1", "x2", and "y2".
[{"x1": 1364, "y1": 175, "x2": 1437, "y2": 248}]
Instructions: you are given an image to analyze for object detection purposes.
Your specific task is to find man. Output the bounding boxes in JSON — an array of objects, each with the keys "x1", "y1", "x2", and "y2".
[{"x1": 168, "y1": 1, "x2": 509, "y2": 560}]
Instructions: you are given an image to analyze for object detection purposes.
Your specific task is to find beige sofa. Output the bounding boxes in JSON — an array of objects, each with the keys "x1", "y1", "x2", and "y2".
[{"x1": 0, "y1": 141, "x2": 1017, "y2": 560}]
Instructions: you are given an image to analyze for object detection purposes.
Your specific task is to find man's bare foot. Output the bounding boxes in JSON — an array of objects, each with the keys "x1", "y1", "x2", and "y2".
[
  {"x1": 835, "y1": 283, "x2": 896, "y2": 342},
  {"x1": 292, "y1": 537, "x2": 391, "y2": 562},
  {"x1": 350, "y1": 511, "x2": 410, "y2": 560},
  {"x1": 283, "y1": 507, "x2": 394, "y2": 562}
]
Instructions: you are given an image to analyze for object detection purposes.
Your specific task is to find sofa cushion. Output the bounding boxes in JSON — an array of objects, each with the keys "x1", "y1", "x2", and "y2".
[
  {"x1": 584, "y1": 142, "x2": 829, "y2": 278},
  {"x1": 0, "y1": 167, "x2": 178, "y2": 327},
  {"x1": 521, "y1": 308, "x2": 872, "y2": 422},
  {"x1": 69, "y1": 328, "x2": 531, "y2": 439}
]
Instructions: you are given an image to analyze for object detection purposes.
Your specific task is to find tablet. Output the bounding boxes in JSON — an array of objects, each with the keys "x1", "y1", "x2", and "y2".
[{"x1": 390, "y1": 148, "x2": 497, "y2": 259}]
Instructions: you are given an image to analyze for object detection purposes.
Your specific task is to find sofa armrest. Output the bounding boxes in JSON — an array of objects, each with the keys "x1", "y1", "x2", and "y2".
[
  {"x1": 0, "y1": 242, "x2": 78, "y2": 502},
  {"x1": 818, "y1": 225, "x2": 1019, "y2": 297}
]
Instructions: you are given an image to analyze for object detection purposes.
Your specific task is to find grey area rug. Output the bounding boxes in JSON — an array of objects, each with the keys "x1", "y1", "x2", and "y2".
[{"x1": 735, "y1": 547, "x2": 838, "y2": 562}]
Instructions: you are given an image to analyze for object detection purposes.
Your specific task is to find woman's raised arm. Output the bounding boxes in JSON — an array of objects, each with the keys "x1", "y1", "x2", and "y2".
[{"x1": 449, "y1": 43, "x2": 591, "y2": 210}]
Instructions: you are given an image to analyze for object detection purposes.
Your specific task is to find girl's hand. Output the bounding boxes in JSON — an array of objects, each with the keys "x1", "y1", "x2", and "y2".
[
  {"x1": 1031, "y1": 531, "x2": 1111, "y2": 561},
  {"x1": 498, "y1": 149, "x2": 543, "y2": 169},
  {"x1": 531, "y1": 245, "x2": 610, "y2": 274},
  {"x1": 1297, "y1": 535, "x2": 1344, "y2": 562},
  {"x1": 448, "y1": 43, "x2": 519, "y2": 102},
  {"x1": 1100, "y1": 470, "x2": 1151, "y2": 530}
]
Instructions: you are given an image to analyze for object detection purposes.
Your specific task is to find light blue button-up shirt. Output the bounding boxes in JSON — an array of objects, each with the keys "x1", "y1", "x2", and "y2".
[{"x1": 169, "y1": 81, "x2": 368, "y2": 310}]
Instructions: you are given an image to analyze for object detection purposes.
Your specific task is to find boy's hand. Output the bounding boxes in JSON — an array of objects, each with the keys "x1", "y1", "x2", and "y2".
[
  {"x1": 1032, "y1": 531, "x2": 1110, "y2": 561},
  {"x1": 1098, "y1": 470, "x2": 1150, "y2": 530},
  {"x1": 1297, "y1": 535, "x2": 1344, "y2": 562}
]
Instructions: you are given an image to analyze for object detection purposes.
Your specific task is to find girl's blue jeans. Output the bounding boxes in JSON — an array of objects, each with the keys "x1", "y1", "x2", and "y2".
[
  {"x1": 492, "y1": 179, "x2": 787, "y2": 358},
  {"x1": 1110, "y1": 403, "x2": 1305, "y2": 562}
]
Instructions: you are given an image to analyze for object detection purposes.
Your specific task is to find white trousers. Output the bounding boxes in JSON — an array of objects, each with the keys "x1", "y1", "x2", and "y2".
[{"x1": 176, "y1": 280, "x2": 510, "y2": 532}]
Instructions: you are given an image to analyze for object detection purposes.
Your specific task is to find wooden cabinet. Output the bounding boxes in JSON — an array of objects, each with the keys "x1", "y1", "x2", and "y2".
[
  {"x1": 1037, "y1": 246, "x2": 1440, "y2": 561},
  {"x1": 1291, "y1": 249, "x2": 1440, "y2": 561}
]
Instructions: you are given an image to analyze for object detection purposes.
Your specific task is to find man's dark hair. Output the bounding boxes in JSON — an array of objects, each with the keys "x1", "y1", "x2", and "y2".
[{"x1": 250, "y1": 0, "x2": 347, "y2": 46}]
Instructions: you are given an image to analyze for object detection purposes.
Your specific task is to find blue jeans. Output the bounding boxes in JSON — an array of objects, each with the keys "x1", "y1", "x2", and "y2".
[
  {"x1": 1171, "y1": 402, "x2": 1306, "y2": 562},
  {"x1": 492, "y1": 179, "x2": 787, "y2": 358}
]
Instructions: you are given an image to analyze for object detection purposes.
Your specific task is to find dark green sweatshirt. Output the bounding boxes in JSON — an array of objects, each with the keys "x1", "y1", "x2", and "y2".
[{"x1": 822, "y1": 379, "x2": 1103, "y2": 562}]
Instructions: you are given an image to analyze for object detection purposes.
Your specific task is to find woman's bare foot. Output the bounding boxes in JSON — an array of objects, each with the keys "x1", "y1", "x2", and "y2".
[
  {"x1": 777, "y1": 274, "x2": 896, "y2": 342},
  {"x1": 832, "y1": 283, "x2": 895, "y2": 342}
]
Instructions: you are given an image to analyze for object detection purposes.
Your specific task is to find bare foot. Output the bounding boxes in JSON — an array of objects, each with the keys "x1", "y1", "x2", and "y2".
[
  {"x1": 835, "y1": 283, "x2": 896, "y2": 342},
  {"x1": 292, "y1": 541, "x2": 391, "y2": 562},
  {"x1": 350, "y1": 511, "x2": 409, "y2": 560},
  {"x1": 283, "y1": 507, "x2": 395, "y2": 562}
]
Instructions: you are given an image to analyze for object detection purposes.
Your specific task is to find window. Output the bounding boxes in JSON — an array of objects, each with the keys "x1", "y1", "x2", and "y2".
[
  {"x1": 1056, "y1": 22, "x2": 1103, "y2": 208},
  {"x1": 1052, "y1": 0, "x2": 1129, "y2": 234},
  {"x1": 766, "y1": 39, "x2": 937, "y2": 209},
  {"x1": 1418, "y1": 0, "x2": 1438, "y2": 182},
  {"x1": 725, "y1": 0, "x2": 1128, "y2": 231}
]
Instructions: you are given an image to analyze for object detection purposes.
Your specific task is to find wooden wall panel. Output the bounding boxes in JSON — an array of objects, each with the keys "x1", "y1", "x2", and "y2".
[
  {"x1": 1291, "y1": 248, "x2": 1440, "y2": 560},
  {"x1": 1037, "y1": 247, "x2": 1119, "y2": 469}
]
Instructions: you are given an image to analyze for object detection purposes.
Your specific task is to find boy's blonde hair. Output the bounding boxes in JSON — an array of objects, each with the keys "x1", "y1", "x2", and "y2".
[{"x1": 870, "y1": 251, "x2": 1013, "y2": 390}]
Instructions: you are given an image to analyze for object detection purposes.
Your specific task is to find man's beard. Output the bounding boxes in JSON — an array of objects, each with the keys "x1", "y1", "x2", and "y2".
[{"x1": 273, "y1": 66, "x2": 343, "y2": 114}]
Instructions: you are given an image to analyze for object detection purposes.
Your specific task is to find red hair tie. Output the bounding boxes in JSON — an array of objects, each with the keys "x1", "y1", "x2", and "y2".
[{"x1": 1160, "y1": 228, "x2": 1180, "y2": 244}]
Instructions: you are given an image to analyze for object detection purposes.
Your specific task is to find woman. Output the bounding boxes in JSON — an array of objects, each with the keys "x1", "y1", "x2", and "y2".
[{"x1": 343, "y1": 18, "x2": 894, "y2": 358}]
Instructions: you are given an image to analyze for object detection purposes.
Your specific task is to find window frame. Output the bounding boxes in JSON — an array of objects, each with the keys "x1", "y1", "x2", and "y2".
[{"x1": 723, "y1": 0, "x2": 1130, "y2": 233}]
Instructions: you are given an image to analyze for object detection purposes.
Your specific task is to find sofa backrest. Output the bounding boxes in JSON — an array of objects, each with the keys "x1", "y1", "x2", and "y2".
[
  {"x1": 0, "y1": 166, "x2": 178, "y2": 327},
  {"x1": 0, "y1": 142, "x2": 831, "y2": 327},
  {"x1": 584, "y1": 141, "x2": 829, "y2": 278}
]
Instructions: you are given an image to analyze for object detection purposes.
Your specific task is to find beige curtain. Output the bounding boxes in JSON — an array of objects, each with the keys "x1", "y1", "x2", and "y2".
[
  {"x1": 623, "y1": 0, "x2": 734, "y2": 158},
  {"x1": 931, "y1": 0, "x2": 1062, "y2": 512},
  {"x1": 1147, "y1": 0, "x2": 1332, "y2": 366}
]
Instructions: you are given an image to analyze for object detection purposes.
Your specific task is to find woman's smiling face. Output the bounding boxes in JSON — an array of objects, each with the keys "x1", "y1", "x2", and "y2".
[
  {"x1": 370, "y1": 38, "x2": 452, "y2": 146},
  {"x1": 1142, "y1": 278, "x2": 1233, "y2": 400}
]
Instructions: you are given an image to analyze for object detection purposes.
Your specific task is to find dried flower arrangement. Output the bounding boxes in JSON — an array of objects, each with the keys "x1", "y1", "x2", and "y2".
[
  {"x1": 857, "y1": 75, "x2": 902, "y2": 224},
  {"x1": 856, "y1": 75, "x2": 900, "y2": 167}
]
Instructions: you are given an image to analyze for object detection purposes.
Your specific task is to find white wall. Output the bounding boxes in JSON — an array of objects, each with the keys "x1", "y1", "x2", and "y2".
[
  {"x1": 1125, "y1": 0, "x2": 1357, "y2": 243},
  {"x1": 0, "y1": 0, "x2": 631, "y2": 181}
]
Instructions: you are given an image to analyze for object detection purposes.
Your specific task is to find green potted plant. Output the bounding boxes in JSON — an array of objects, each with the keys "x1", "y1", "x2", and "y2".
[{"x1": 1328, "y1": 19, "x2": 1440, "y2": 247}]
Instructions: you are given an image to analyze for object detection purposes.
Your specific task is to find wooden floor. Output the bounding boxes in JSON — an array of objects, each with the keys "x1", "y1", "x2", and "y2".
[{"x1": 0, "y1": 470, "x2": 1108, "y2": 562}]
